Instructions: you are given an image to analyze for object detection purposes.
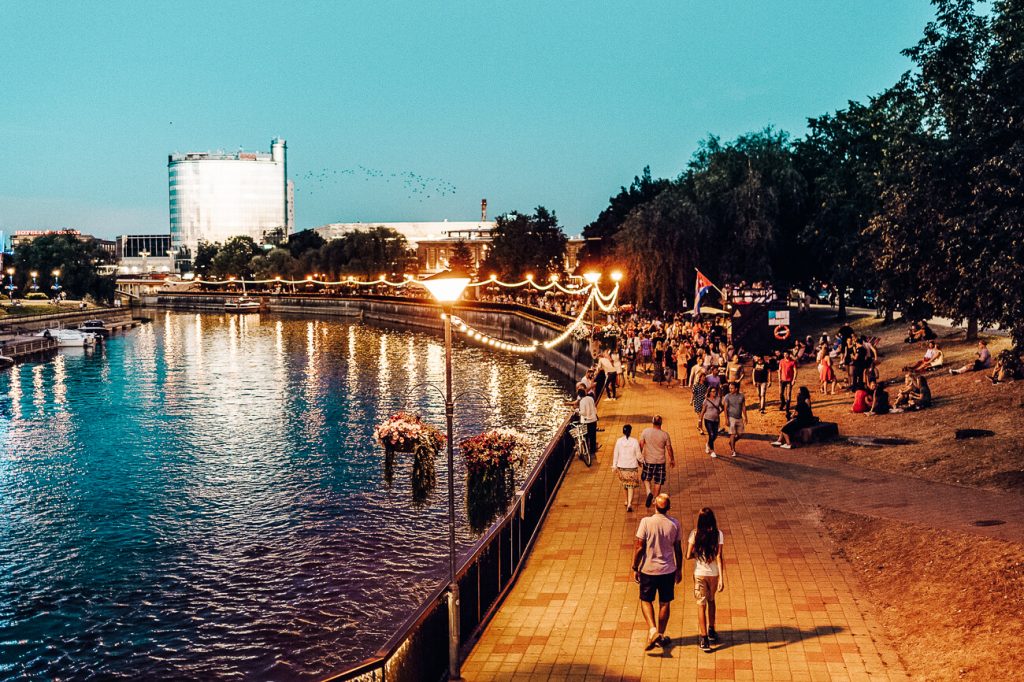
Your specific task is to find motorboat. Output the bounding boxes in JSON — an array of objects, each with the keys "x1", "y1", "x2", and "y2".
[
  {"x1": 224, "y1": 281, "x2": 261, "y2": 312},
  {"x1": 78, "y1": 319, "x2": 112, "y2": 337},
  {"x1": 34, "y1": 328, "x2": 99, "y2": 348},
  {"x1": 0, "y1": 355, "x2": 13, "y2": 369},
  {"x1": 224, "y1": 296, "x2": 261, "y2": 312}
]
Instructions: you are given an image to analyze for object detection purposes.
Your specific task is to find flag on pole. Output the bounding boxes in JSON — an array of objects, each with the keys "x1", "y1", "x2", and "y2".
[{"x1": 694, "y1": 270, "x2": 717, "y2": 315}]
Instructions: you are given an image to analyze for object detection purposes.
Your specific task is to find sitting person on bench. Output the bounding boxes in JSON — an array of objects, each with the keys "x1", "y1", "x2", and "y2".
[{"x1": 772, "y1": 387, "x2": 817, "y2": 449}]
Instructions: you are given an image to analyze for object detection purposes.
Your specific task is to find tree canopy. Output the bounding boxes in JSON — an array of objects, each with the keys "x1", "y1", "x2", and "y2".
[
  {"x1": 481, "y1": 207, "x2": 567, "y2": 280},
  {"x1": 11, "y1": 233, "x2": 115, "y2": 302}
]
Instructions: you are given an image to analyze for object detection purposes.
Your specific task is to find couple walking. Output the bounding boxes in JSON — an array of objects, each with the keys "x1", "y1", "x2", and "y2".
[
  {"x1": 632, "y1": 498, "x2": 726, "y2": 652},
  {"x1": 610, "y1": 415, "x2": 674, "y2": 512}
]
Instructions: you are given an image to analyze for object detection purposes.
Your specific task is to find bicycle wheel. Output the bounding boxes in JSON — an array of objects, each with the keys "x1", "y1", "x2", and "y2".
[{"x1": 578, "y1": 431, "x2": 592, "y2": 467}]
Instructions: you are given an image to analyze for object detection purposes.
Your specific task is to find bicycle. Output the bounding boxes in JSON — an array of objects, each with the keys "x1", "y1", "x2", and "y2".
[{"x1": 569, "y1": 421, "x2": 592, "y2": 467}]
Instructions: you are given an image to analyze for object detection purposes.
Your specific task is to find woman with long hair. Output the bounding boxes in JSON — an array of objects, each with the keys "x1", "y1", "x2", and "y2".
[
  {"x1": 699, "y1": 385, "x2": 723, "y2": 458},
  {"x1": 772, "y1": 386, "x2": 816, "y2": 449},
  {"x1": 686, "y1": 507, "x2": 725, "y2": 652},
  {"x1": 691, "y1": 367, "x2": 709, "y2": 435}
]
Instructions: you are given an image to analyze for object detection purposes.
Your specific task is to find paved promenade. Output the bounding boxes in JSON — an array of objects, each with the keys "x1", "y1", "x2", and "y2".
[{"x1": 462, "y1": 379, "x2": 911, "y2": 681}]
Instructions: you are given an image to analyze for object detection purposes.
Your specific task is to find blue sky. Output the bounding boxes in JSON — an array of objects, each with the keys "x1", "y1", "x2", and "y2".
[{"x1": 0, "y1": 1, "x2": 937, "y2": 239}]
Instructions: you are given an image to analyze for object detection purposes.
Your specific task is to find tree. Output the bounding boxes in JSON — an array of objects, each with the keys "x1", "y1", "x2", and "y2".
[
  {"x1": 447, "y1": 240, "x2": 475, "y2": 275},
  {"x1": 579, "y1": 167, "x2": 669, "y2": 269},
  {"x1": 192, "y1": 241, "x2": 220, "y2": 278},
  {"x1": 249, "y1": 247, "x2": 299, "y2": 280},
  {"x1": 12, "y1": 233, "x2": 115, "y2": 302},
  {"x1": 481, "y1": 207, "x2": 567, "y2": 279},
  {"x1": 210, "y1": 236, "x2": 262, "y2": 279},
  {"x1": 287, "y1": 229, "x2": 326, "y2": 257},
  {"x1": 339, "y1": 226, "x2": 415, "y2": 279}
]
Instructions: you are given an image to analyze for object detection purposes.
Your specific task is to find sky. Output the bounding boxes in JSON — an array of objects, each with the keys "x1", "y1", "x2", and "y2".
[{"x1": 0, "y1": 1, "x2": 938, "y2": 240}]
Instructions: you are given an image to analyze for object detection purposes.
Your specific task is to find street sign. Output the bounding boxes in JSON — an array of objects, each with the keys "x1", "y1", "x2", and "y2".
[{"x1": 768, "y1": 309, "x2": 790, "y2": 326}]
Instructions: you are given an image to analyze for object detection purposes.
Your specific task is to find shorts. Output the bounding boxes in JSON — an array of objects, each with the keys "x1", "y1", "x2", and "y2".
[
  {"x1": 639, "y1": 571, "x2": 675, "y2": 603},
  {"x1": 728, "y1": 417, "x2": 744, "y2": 435},
  {"x1": 641, "y1": 462, "x2": 666, "y2": 485},
  {"x1": 693, "y1": 575, "x2": 718, "y2": 605}
]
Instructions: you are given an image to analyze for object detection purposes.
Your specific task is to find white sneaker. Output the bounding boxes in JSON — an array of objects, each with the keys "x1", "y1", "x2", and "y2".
[
  {"x1": 704, "y1": 444, "x2": 710, "y2": 454},
  {"x1": 710, "y1": 451, "x2": 717, "y2": 458},
  {"x1": 780, "y1": 443, "x2": 792, "y2": 449},
  {"x1": 731, "y1": 450, "x2": 738, "y2": 457},
  {"x1": 770, "y1": 440, "x2": 783, "y2": 447}
]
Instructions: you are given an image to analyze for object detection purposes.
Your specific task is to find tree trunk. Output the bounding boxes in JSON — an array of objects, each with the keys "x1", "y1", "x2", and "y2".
[
  {"x1": 883, "y1": 307, "x2": 894, "y2": 324},
  {"x1": 837, "y1": 288, "x2": 847, "y2": 319},
  {"x1": 966, "y1": 316, "x2": 979, "y2": 341}
]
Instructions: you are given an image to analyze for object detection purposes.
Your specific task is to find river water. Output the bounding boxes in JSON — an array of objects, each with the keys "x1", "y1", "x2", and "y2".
[{"x1": 0, "y1": 312, "x2": 569, "y2": 681}]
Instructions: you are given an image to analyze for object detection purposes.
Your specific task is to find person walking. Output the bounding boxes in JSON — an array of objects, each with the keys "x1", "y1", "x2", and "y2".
[
  {"x1": 624, "y1": 338, "x2": 638, "y2": 383},
  {"x1": 639, "y1": 415, "x2": 675, "y2": 507},
  {"x1": 599, "y1": 350, "x2": 618, "y2": 400},
  {"x1": 778, "y1": 351, "x2": 797, "y2": 411},
  {"x1": 691, "y1": 367, "x2": 709, "y2": 435},
  {"x1": 631, "y1": 493, "x2": 683, "y2": 650},
  {"x1": 722, "y1": 382, "x2": 747, "y2": 456},
  {"x1": 819, "y1": 347, "x2": 837, "y2": 394},
  {"x1": 686, "y1": 507, "x2": 725, "y2": 652},
  {"x1": 612, "y1": 424, "x2": 642, "y2": 511},
  {"x1": 752, "y1": 355, "x2": 770, "y2": 414},
  {"x1": 577, "y1": 387, "x2": 599, "y2": 455},
  {"x1": 699, "y1": 386, "x2": 724, "y2": 458}
]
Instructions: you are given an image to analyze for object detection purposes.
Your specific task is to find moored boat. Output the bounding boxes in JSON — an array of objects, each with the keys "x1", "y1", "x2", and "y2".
[
  {"x1": 34, "y1": 328, "x2": 99, "y2": 348},
  {"x1": 78, "y1": 319, "x2": 112, "y2": 337}
]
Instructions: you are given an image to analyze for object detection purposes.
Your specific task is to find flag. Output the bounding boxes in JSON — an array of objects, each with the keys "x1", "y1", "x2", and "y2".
[{"x1": 694, "y1": 270, "x2": 717, "y2": 315}]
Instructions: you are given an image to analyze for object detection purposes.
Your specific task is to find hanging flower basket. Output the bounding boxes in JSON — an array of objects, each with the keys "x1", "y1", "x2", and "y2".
[
  {"x1": 375, "y1": 411, "x2": 445, "y2": 491},
  {"x1": 374, "y1": 411, "x2": 446, "y2": 453},
  {"x1": 461, "y1": 429, "x2": 531, "y2": 532},
  {"x1": 572, "y1": 324, "x2": 593, "y2": 342}
]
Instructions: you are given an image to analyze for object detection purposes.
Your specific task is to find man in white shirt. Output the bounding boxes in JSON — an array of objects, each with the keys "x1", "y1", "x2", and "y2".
[{"x1": 577, "y1": 388, "x2": 598, "y2": 455}]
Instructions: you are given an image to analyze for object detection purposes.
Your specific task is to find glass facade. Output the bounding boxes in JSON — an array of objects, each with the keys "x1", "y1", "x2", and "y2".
[
  {"x1": 117, "y1": 234, "x2": 171, "y2": 259},
  {"x1": 168, "y1": 138, "x2": 290, "y2": 262}
]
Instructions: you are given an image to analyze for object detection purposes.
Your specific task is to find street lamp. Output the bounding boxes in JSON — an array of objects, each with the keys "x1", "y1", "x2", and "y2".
[
  {"x1": 30, "y1": 270, "x2": 39, "y2": 293},
  {"x1": 51, "y1": 269, "x2": 61, "y2": 302},
  {"x1": 139, "y1": 249, "x2": 150, "y2": 274},
  {"x1": 418, "y1": 267, "x2": 471, "y2": 682},
  {"x1": 5, "y1": 267, "x2": 15, "y2": 298},
  {"x1": 583, "y1": 271, "x2": 601, "y2": 327}
]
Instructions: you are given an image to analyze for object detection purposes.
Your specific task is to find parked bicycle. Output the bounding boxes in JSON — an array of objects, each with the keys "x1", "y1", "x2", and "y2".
[{"x1": 569, "y1": 421, "x2": 592, "y2": 467}]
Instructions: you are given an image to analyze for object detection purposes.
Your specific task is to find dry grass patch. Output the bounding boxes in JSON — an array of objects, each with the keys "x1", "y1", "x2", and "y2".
[
  {"x1": 782, "y1": 310, "x2": 1024, "y2": 492},
  {"x1": 820, "y1": 508, "x2": 1024, "y2": 682}
]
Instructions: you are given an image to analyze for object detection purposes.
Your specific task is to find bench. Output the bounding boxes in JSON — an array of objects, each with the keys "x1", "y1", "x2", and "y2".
[{"x1": 795, "y1": 421, "x2": 839, "y2": 445}]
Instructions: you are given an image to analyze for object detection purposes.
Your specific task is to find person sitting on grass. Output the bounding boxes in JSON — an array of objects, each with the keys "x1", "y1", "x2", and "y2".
[
  {"x1": 771, "y1": 387, "x2": 817, "y2": 450},
  {"x1": 950, "y1": 340, "x2": 992, "y2": 375},
  {"x1": 851, "y1": 385, "x2": 872, "y2": 413},
  {"x1": 907, "y1": 341, "x2": 943, "y2": 373},
  {"x1": 989, "y1": 349, "x2": 1022, "y2": 384},
  {"x1": 867, "y1": 380, "x2": 890, "y2": 415},
  {"x1": 893, "y1": 374, "x2": 932, "y2": 412}
]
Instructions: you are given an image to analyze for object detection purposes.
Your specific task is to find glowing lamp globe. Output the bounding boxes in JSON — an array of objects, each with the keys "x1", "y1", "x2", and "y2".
[
  {"x1": 420, "y1": 268, "x2": 471, "y2": 303},
  {"x1": 610, "y1": 271, "x2": 623, "y2": 283},
  {"x1": 583, "y1": 271, "x2": 601, "y2": 284}
]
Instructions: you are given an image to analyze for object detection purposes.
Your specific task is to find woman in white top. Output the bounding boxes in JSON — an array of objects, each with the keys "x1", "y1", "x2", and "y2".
[
  {"x1": 685, "y1": 507, "x2": 725, "y2": 652},
  {"x1": 611, "y1": 424, "x2": 642, "y2": 511}
]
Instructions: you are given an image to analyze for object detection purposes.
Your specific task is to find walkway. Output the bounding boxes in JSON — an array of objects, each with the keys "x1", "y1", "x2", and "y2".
[{"x1": 461, "y1": 379, "x2": 913, "y2": 681}]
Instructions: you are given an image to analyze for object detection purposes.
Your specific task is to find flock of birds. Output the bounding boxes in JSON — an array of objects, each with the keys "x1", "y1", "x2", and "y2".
[{"x1": 296, "y1": 166, "x2": 457, "y2": 201}]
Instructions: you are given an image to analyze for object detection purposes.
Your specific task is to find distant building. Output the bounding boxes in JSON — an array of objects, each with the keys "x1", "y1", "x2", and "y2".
[
  {"x1": 10, "y1": 229, "x2": 115, "y2": 258},
  {"x1": 415, "y1": 228, "x2": 585, "y2": 274},
  {"x1": 169, "y1": 137, "x2": 292, "y2": 268},
  {"x1": 312, "y1": 220, "x2": 496, "y2": 248},
  {"x1": 116, "y1": 234, "x2": 173, "y2": 274}
]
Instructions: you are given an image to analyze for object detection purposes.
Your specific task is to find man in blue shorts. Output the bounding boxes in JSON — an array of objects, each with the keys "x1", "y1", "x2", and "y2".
[{"x1": 632, "y1": 493, "x2": 683, "y2": 649}]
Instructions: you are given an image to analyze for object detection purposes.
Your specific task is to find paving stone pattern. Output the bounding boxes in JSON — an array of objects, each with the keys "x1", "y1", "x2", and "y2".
[{"x1": 461, "y1": 379, "x2": 912, "y2": 681}]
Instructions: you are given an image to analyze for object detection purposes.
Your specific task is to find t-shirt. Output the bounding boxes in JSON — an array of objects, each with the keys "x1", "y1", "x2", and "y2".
[
  {"x1": 723, "y1": 392, "x2": 745, "y2": 419},
  {"x1": 578, "y1": 395, "x2": 597, "y2": 423},
  {"x1": 752, "y1": 363, "x2": 769, "y2": 383},
  {"x1": 779, "y1": 358, "x2": 796, "y2": 382},
  {"x1": 637, "y1": 514, "x2": 682, "y2": 576},
  {"x1": 979, "y1": 347, "x2": 992, "y2": 368},
  {"x1": 702, "y1": 396, "x2": 723, "y2": 421},
  {"x1": 688, "y1": 529, "x2": 725, "y2": 577},
  {"x1": 640, "y1": 427, "x2": 672, "y2": 464}
]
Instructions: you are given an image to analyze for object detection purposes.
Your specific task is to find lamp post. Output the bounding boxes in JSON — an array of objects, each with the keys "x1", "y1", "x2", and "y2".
[
  {"x1": 5, "y1": 267, "x2": 15, "y2": 299},
  {"x1": 418, "y1": 268, "x2": 471, "y2": 682},
  {"x1": 51, "y1": 269, "x2": 61, "y2": 303},
  {"x1": 30, "y1": 270, "x2": 39, "y2": 293},
  {"x1": 139, "y1": 249, "x2": 150, "y2": 274}
]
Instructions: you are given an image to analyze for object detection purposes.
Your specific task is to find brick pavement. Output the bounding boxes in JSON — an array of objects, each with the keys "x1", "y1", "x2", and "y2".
[{"x1": 461, "y1": 378, "x2": 911, "y2": 681}]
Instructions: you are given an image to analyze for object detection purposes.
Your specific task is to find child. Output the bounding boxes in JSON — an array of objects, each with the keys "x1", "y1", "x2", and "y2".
[{"x1": 686, "y1": 508, "x2": 725, "y2": 652}]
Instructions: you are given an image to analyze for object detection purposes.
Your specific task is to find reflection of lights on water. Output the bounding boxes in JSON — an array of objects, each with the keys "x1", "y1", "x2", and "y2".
[
  {"x1": 276, "y1": 320, "x2": 284, "y2": 356},
  {"x1": 53, "y1": 353, "x2": 67, "y2": 406},
  {"x1": 32, "y1": 364, "x2": 44, "y2": 409},
  {"x1": 9, "y1": 365, "x2": 23, "y2": 420},
  {"x1": 405, "y1": 336, "x2": 417, "y2": 380},
  {"x1": 229, "y1": 316, "x2": 238, "y2": 356},
  {"x1": 377, "y1": 333, "x2": 390, "y2": 394}
]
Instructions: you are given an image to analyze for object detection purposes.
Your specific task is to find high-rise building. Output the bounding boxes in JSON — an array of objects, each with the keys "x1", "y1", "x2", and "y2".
[{"x1": 168, "y1": 138, "x2": 292, "y2": 267}]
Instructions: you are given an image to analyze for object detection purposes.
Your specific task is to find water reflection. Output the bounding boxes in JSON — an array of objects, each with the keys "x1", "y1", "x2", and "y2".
[{"x1": 0, "y1": 313, "x2": 569, "y2": 681}]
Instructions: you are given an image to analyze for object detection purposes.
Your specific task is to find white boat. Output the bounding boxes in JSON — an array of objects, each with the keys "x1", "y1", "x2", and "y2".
[
  {"x1": 224, "y1": 281, "x2": 261, "y2": 312},
  {"x1": 34, "y1": 328, "x2": 98, "y2": 348},
  {"x1": 0, "y1": 355, "x2": 13, "y2": 369}
]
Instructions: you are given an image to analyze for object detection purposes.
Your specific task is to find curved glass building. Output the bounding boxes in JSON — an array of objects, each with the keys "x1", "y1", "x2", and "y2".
[{"x1": 168, "y1": 138, "x2": 293, "y2": 267}]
